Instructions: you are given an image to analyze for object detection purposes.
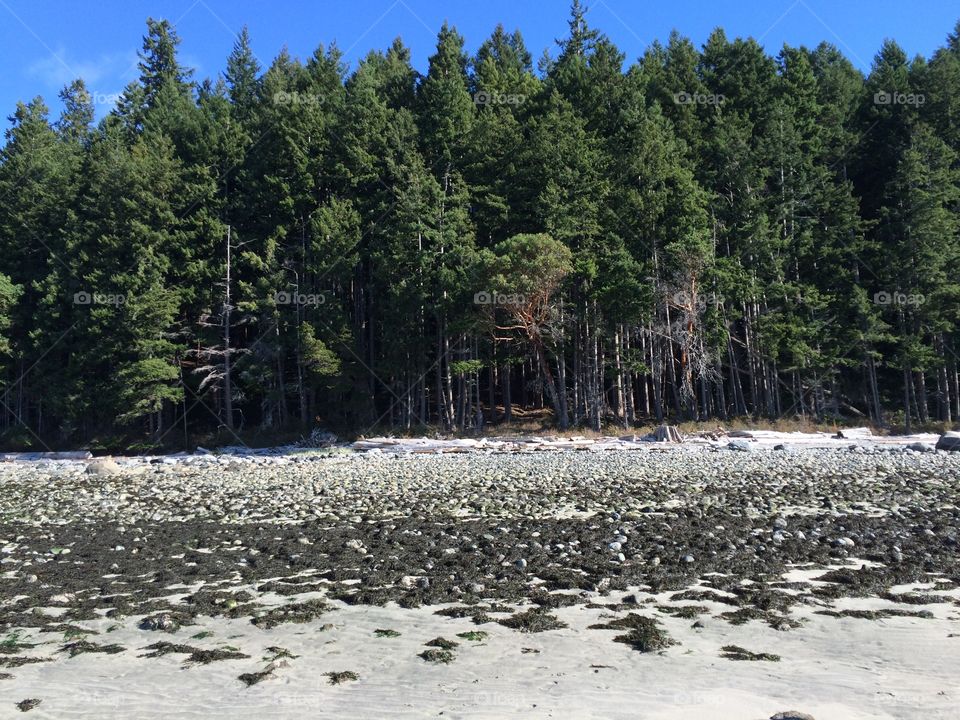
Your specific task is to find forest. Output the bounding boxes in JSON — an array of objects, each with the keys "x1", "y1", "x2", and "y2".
[{"x1": 1, "y1": 2, "x2": 959, "y2": 450}]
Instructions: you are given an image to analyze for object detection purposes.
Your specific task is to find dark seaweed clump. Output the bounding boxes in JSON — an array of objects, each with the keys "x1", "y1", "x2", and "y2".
[
  {"x1": 251, "y1": 599, "x2": 328, "y2": 629},
  {"x1": 60, "y1": 640, "x2": 125, "y2": 658},
  {"x1": 140, "y1": 641, "x2": 249, "y2": 665},
  {"x1": 720, "y1": 644, "x2": 780, "y2": 661},
  {"x1": 590, "y1": 614, "x2": 678, "y2": 652},
  {"x1": 325, "y1": 670, "x2": 359, "y2": 685},
  {"x1": 498, "y1": 609, "x2": 567, "y2": 633}
]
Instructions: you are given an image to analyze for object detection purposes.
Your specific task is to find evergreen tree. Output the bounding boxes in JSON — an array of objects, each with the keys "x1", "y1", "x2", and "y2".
[{"x1": 2, "y1": 12, "x2": 960, "y2": 447}]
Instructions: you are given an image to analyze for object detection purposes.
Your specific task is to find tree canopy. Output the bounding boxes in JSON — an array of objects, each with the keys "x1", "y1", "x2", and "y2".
[{"x1": 2, "y1": 6, "x2": 959, "y2": 449}]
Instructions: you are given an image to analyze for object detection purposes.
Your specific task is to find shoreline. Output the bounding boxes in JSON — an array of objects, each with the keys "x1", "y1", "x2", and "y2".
[
  {"x1": 0, "y1": 427, "x2": 948, "y2": 465},
  {"x1": 1, "y1": 445, "x2": 958, "y2": 718}
]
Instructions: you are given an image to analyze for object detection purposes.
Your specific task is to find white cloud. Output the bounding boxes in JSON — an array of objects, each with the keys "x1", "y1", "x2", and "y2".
[{"x1": 27, "y1": 47, "x2": 139, "y2": 94}]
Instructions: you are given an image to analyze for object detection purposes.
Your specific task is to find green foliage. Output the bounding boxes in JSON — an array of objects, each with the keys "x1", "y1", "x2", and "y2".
[{"x1": 0, "y1": 10, "x2": 959, "y2": 447}]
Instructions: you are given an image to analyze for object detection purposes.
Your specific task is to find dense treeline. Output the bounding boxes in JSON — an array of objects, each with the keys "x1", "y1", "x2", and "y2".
[{"x1": 1, "y1": 2, "x2": 959, "y2": 450}]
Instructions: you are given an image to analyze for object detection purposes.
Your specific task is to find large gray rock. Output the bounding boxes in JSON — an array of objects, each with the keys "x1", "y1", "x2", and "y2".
[
  {"x1": 935, "y1": 431, "x2": 960, "y2": 451},
  {"x1": 727, "y1": 439, "x2": 752, "y2": 452},
  {"x1": 770, "y1": 713, "x2": 815, "y2": 720},
  {"x1": 85, "y1": 458, "x2": 121, "y2": 475}
]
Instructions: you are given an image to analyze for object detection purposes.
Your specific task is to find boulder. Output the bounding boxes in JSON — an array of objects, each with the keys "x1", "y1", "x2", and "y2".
[
  {"x1": 85, "y1": 458, "x2": 121, "y2": 475},
  {"x1": 727, "y1": 439, "x2": 752, "y2": 452},
  {"x1": 770, "y1": 713, "x2": 815, "y2": 720},
  {"x1": 935, "y1": 431, "x2": 960, "y2": 452}
]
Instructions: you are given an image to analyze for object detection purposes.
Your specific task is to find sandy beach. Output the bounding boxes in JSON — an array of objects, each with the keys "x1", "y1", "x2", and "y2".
[{"x1": 1, "y1": 442, "x2": 959, "y2": 718}]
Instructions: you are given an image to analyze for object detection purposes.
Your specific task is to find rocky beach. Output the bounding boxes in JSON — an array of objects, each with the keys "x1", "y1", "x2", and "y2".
[{"x1": 1, "y1": 442, "x2": 959, "y2": 718}]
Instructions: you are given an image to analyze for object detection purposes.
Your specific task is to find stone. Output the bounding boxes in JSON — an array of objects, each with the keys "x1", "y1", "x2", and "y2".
[
  {"x1": 727, "y1": 440, "x2": 752, "y2": 452},
  {"x1": 770, "y1": 713, "x2": 815, "y2": 720},
  {"x1": 935, "y1": 431, "x2": 960, "y2": 452},
  {"x1": 85, "y1": 458, "x2": 121, "y2": 475},
  {"x1": 140, "y1": 613, "x2": 177, "y2": 631}
]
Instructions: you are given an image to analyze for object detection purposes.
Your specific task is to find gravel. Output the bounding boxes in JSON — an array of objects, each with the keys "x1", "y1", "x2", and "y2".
[{"x1": 0, "y1": 447, "x2": 958, "y2": 631}]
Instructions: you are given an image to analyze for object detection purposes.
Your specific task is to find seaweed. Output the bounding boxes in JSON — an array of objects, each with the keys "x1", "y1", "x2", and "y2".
[
  {"x1": 16, "y1": 698, "x2": 41, "y2": 712},
  {"x1": 498, "y1": 609, "x2": 567, "y2": 633},
  {"x1": 251, "y1": 599, "x2": 328, "y2": 629},
  {"x1": 419, "y1": 648, "x2": 455, "y2": 664},
  {"x1": 60, "y1": 640, "x2": 125, "y2": 657},
  {"x1": 720, "y1": 644, "x2": 780, "y2": 661},
  {"x1": 596, "y1": 615, "x2": 678, "y2": 653},
  {"x1": 656, "y1": 605, "x2": 709, "y2": 619},
  {"x1": 140, "y1": 641, "x2": 249, "y2": 664},
  {"x1": 325, "y1": 670, "x2": 359, "y2": 684},
  {"x1": 239, "y1": 670, "x2": 273, "y2": 687}
]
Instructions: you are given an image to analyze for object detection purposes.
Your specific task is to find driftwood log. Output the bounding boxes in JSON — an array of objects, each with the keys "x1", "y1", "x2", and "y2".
[{"x1": 643, "y1": 424, "x2": 683, "y2": 443}]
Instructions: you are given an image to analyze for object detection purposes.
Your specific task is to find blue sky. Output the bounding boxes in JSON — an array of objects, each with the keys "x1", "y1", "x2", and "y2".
[{"x1": 1, "y1": 0, "x2": 958, "y2": 120}]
